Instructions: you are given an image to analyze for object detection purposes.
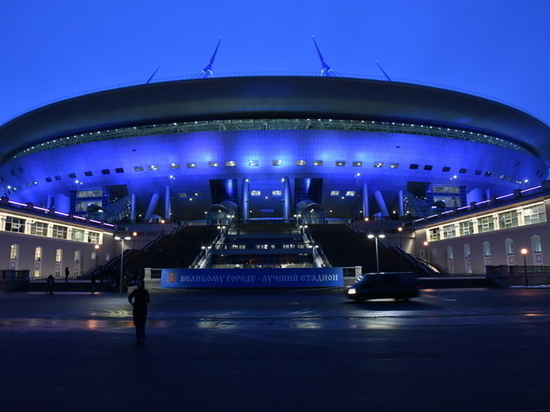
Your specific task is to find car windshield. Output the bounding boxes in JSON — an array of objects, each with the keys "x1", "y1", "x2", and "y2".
[{"x1": 355, "y1": 275, "x2": 376, "y2": 285}]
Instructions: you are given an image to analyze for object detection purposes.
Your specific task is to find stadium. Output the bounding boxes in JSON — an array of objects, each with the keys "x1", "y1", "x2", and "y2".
[{"x1": 0, "y1": 74, "x2": 549, "y2": 226}]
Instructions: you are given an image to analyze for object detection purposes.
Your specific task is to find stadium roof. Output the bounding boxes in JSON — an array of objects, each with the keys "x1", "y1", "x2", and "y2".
[{"x1": 1, "y1": 76, "x2": 550, "y2": 164}]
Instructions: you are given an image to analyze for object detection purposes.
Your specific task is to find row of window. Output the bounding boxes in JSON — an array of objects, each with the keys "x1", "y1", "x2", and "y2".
[
  {"x1": 427, "y1": 203, "x2": 546, "y2": 242},
  {"x1": 425, "y1": 235, "x2": 543, "y2": 274},
  {"x1": 8, "y1": 244, "x2": 108, "y2": 278},
  {"x1": 4, "y1": 160, "x2": 532, "y2": 194},
  {"x1": 1, "y1": 214, "x2": 103, "y2": 244}
]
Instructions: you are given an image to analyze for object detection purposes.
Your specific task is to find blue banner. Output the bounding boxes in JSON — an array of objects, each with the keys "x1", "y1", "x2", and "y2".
[{"x1": 161, "y1": 267, "x2": 344, "y2": 288}]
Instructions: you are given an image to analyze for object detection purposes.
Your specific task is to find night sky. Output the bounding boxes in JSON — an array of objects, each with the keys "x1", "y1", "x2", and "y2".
[{"x1": 2, "y1": 0, "x2": 550, "y2": 128}]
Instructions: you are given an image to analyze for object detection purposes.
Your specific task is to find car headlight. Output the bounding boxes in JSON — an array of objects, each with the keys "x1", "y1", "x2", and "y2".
[{"x1": 347, "y1": 289, "x2": 356, "y2": 295}]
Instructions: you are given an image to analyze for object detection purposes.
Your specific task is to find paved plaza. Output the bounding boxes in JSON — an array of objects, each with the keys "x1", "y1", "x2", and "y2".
[{"x1": 1, "y1": 287, "x2": 550, "y2": 411}]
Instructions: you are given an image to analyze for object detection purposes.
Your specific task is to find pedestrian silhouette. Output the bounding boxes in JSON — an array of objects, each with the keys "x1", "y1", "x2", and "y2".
[
  {"x1": 45, "y1": 274, "x2": 54, "y2": 295},
  {"x1": 128, "y1": 281, "x2": 150, "y2": 344}
]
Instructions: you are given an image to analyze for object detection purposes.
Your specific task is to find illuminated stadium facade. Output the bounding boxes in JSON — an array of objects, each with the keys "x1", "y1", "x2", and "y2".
[{"x1": 0, "y1": 75, "x2": 549, "y2": 225}]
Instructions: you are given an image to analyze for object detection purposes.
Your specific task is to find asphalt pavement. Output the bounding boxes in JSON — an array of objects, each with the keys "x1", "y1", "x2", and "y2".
[{"x1": 1, "y1": 287, "x2": 550, "y2": 412}]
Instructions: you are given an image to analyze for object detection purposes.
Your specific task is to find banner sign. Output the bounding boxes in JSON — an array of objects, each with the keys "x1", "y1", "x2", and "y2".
[{"x1": 161, "y1": 267, "x2": 344, "y2": 288}]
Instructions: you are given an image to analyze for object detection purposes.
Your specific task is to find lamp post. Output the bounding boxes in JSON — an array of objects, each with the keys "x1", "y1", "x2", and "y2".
[
  {"x1": 94, "y1": 244, "x2": 100, "y2": 268},
  {"x1": 132, "y1": 231, "x2": 138, "y2": 249},
  {"x1": 115, "y1": 235, "x2": 131, "y2": 295},
  {"x1": 398, "y1": 226, "x2": 403, "y2": 248},
  {"x1": 368, "y1": 233, "x2": 386, "y2": 273},
  {"x1": 423, "y1": 241, "x2": 429, "y2": 263},
  {"x1": 521, "y1": 248, "x2": 528, "y2": 286}
]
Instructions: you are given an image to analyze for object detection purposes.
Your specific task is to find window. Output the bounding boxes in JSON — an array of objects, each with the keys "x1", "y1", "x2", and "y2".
[
  {"x1": 226, "y1": 161, "x2": 236, "y2": 167},
  {"x1": 313, "y1": 160, "x2": 323, "y2": 166},
  {"x1": 84, "y1": 171, "x2": 93, "y2": 176},
  {"x1": 532, "y1": 235, "x2": 542, "y2": 253},
  {"x1": 149, "y1": 165, "x2": 159, "y2": 171},
  {"x1": 429, "y1": 228, "x2": 440, "y2": 241},
  {"x1": 523, "y1": 204, "x2": 546, "y2": 225},
  {"x1": 409, "y1": 164, "x2": 419, "y2": 169},
  {"x1": 424, "y1": 165, "x2": 433, "y2": 170},
  {"x1": 374, "y1": 162, "x2": 383, "y2": 168},
  {"x1": 69, "y1": 173, "x2": 76, "y2": 179},
  {"x1": 52, "y1": 225, "x2": 68, "y2": 239},
  {"x1": 477, "y1": 216, "x2": 494, "y2": 233},
  {"x1": 335, "y1": 161, "x2": 345, "y2": 166},
  {"x1": 134, "y1": 167, "x2": 144, "y2": 172},
  {"x1": 390, "y1": 163, "x2": 399, "y2": 169},
  {"x1": 459, "y1": 168, "x2": 467, "y2": 174},
  {"x1": 272, "y1": 160, "x2": 283, "y2": 166},
  {"x1": 77, "y1": 189, "x2": 103, "y2": 198},
  {"x1": 88, "y1": 232, "x2": 100, "y2": 244},
  {"x1": 115, "y1": 168, "x2": 124, "y2": 173},
  {"x1": 295, "y1": 160, "x2": 306, "y2": 166},
  {"x1": 10, "y1": 244, "x2": 19, "y2": 260},
  {"x1": 505, "y1": 238, "x2": 514, "y2": 256},
  {"x1": 71, "y1": 229, "x2": 85, "y2": 242},
  {"x1": 30, "y1": 221, "x2": 48, "y2": 236},
  {"x1": 5, "y1": 216, "x2": 25, "y2": 233},
  {"x1": 483, "y1": 241, "x2": 491, "y2": 257},
  {"x1": 442, "y1": 223, "x2": 457, "y2": 239},
  {"x1": 498, "y1": 210, "x2": 519, "y2": 229},
  {"x1": 442, "y1": 167, "x2": 451, "y2": 172},
  {"x1": 352, "y1": 162, "x2": 362, "y2": 167},
  {"x1": 459, "y1": 220, "x2": 475, "y2": 236},
  {"x1": 248, "y1": 160, "x2": 259, "y2": 167},
  {"x1": 187, "y1": 163, "x2": 197, "y2": 168},
  {"x1": 101, "y1": 169, "x2": 110, "y2": 175},
  {"x1": 170, "y1": 163, "x2": 180, "y2": 169}
]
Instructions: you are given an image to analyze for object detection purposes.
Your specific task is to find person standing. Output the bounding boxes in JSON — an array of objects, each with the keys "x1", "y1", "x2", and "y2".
[
  {"x1": 128, "y1": 281, "x2": 150, "y2": 344},
  {"x1": 65, "y1": 266, "x2": 69, "y2": 282},
  {"x1": 45, "y1": 274, "x2": 54, "y2": 295}
]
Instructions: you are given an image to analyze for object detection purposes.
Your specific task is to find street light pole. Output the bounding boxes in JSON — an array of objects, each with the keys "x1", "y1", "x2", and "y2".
[
  {"x1": 115, "y1": 236, "x2": 131, "y2": 295},
  {"x1": 368, "y1": 233, "x2": 385, "y2": 273},
  {"x1": 94, "y1": 244, "x2": 99, "y2": 268},
  {"x1": 423, "y1": 241, "x2": 429, "y2": 263},
  {"x1": 398, "y1": 226, "x2": 403, "y2": 249},
  {"x1": 521, "y1": 248, "x2": 528, "y2": 286}
]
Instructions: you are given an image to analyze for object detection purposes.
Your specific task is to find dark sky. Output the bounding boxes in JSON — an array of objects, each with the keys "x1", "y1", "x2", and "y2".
[{"x1": 2, "y1": 0, "x2": 550, "y2": 126}]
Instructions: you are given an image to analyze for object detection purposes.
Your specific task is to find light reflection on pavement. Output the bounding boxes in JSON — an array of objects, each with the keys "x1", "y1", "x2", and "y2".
[{"x1": 2, "y1": 289, "x2": 550, "y2": 332}]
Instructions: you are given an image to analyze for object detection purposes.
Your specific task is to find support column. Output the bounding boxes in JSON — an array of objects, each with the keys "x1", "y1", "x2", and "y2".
[
  {"x1": 47, "y1": 194, "x2": 54, "y2": 209},
  {"x1": 374, "y1": 191, "x2": 389, "y2": 218},
  {"x1": 398, "y1": 190, "x2": 404, "y2": 218},
  {"x1": 164, "y1": 185, "x2": 171, "y2": 222},
  {"x1": 361, "y1": 182, "x2": 369, "y2": 219},
  {"x1": 144, "y1": 193, "x2": 160, "y2": 222},
  {"x1": 130, "y1": 193, "x2": 136, "y2": 223},
  {"x1": 282, "y1": 176, "x2": 291, "y2": 222},
  {"x1": 241, "y1": 178, "x2": 250, "y2": 222}
]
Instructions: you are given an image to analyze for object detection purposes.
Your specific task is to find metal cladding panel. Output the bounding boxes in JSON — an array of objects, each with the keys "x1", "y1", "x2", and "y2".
[{"x1": 1, "y1": 76, "x2": 550, "y2": 164}]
